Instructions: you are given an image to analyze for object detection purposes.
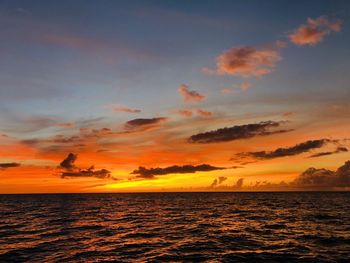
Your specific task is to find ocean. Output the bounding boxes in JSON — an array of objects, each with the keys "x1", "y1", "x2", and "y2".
[{"x1": 0, "y1": 192, "x2": 349, "y2": 262}]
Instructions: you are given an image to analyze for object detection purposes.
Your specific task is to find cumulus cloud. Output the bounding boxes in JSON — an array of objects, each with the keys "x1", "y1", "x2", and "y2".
[
  {"x1": 0, "y1": 162, "x2": 20, "y2": 169},
  {"x1": 124, "y1": 117, "x2": 167, "y2": 131},
  {"x1": 293, "y1": 160, "x2": 350, "y2": 188},
  {"x1": 131, "y1": 164, "x2": 226, "y2": 179},
  {"x1": 289, "y1": 16, "x2": 342, "y2": 46},
  {"x1": 178, "y1": 84, "x2": 206, "y2": 103},
  {"x1": 59, "y1": 153, "x2": 113, "y2": 180},
  {"x1": 203, "y1": 45, "x2": 281, "y2": 77},
  {"x1": 309, "y1": 146, "x2": 348, "y2": 158},
  {"x1": 106, "y1": 104, "x2": 141, "y2": 113},
  {"x1": 189, "y1": 121, "x2": 290, "y2": 144},
  {"x1": 235, "y1": 139, "x2": 332, "y2": 160}
]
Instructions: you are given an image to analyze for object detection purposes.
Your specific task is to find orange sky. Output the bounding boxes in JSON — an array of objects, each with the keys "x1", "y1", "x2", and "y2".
[{"x1": 0, "y1": 3, "x2": 350, "y2": 193}]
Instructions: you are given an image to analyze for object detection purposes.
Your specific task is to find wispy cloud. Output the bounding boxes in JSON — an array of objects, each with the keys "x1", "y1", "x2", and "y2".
[
  {"x1": 234, "y1": 139, "x2": 333, "y2": 160},
  {"x1": 125, "y1": 117, "x2": 167, "y2": 130},
  {"x1": 189, "y1": 121, "x2": 290, "y2": 143},
  {"x1": 178, "y1": 84, "x2": 206, "y2": 103},
  {"x1": 106, "y1": 104, "x2": 141, "y2": 113}
]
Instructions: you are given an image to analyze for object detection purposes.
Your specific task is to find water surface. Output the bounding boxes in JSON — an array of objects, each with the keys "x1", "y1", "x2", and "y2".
[{"x1": 0, "y1": 192, "x2": 349, "y2": 262}]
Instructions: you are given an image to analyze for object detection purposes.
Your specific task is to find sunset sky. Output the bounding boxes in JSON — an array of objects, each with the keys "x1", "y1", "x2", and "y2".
[{"x1": 0, "y1": 0, "x2": 350, "y2": 193}]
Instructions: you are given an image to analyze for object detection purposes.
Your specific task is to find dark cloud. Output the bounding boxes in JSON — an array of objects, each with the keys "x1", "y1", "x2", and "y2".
[
  {"x1": 236, "y1": 139, "x2": 330, "y2": 160},
  {"x1": 0, "y1": 162, "x2": 20, "y2": 169},
  {"x1": 293, "y1": 160, "x2": 350, "y2": 188},
  {"x1": 125, "y1": 117, "x2": 167, "y2": 130},
  {"x1": 309, "y1": 147, "x2": 348, "y2": 158},
  {"x1": 189, "y1": 121, "x2": 290, "y2": 143},
  {"x1": 235, "y1": 178, "x2": 244, "y2": 188},
  {"x1": 210, "y1": 176, "x2": 227, "y2": 187},
  {"x1": 61, "y1": 166, "x2": 113, "y2": 180},
  {"x1": 58, "y1": 153, "x2": 113, "y2": 180},
  {"x1": 59, "y1": 153, "x2": 77, "y2": 170},
  {"x1": 131, "y1": 164, "x2": 226, "y2": 179}
]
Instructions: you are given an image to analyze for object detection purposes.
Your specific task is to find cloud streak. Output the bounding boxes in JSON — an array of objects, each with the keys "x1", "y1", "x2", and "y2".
[
  {"x1": 235, "y1": 139, "x2": 332, "y2": 160},
  {"x1": 124, "y1": 117, "x2": 168, "y2": 131},
  {"x1": 131, "y1": 164, "x2": 226, "y2": 179},
  {"x1": 106, "y1": 104, "x2": 141, "y2": 113},
  {"x1": 189, "y1": 121, "x2": 290, "y2": 144},
  {"x1": 0, "y1": 162, "x2": 21, "y2": 169}
]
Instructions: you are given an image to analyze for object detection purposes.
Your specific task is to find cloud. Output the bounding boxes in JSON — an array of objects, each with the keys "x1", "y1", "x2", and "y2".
[
  {"x1": 203, "y1": 45, "x2": 281, "y2": 77},
  {"x1": 131, "y1": 164, "x2": 226, "y2": 179},
  {"x1": 106, "y1": 104, "x2": 141, "y2": 113},
  {"x1": 289, "y1": 16, "x2": 342, "y2": 46},
  {"x1": 59, "y1": 153, "x2": 114, "y2": 180},
  {"x1": 235, "y1": 178, "x2": 244, "y2": 188},
  {"x1": 210, "y1": 176, "x2": 227, "y2": 187},
  {"x1": 178, "y1": 84, "x2": 206, "y2": 103},
  {"x1": 309, "y1": 147, "x2": 348, "y2": 158},
  {"x1": 0, "y1": 162, "x2": 20, "y2": 169},
  {"x1": 176, "y1": 109, "x2": 213, "y2": 118},
  {"x1": 125, "y1": 117, "x2": 167, "y2": 129},
  {"x1": 56, "y1": 122, "x2": 74, "y2": 128},
  {"x1": 61, "y1": 166, "x2": 113, "y2": 180},
  {"x1": 293, "y1": 160, "x2": 350, "y2": 188},
  {"x1": 176, "y1": 109, "x2": 193, "y2": 117},
  {"x1": 196, "y1": 109, "x2": 213, "y2": 118},
  {"x1": 211, "y1": 178, "x2": 218, "y2": 187},
  {"x1": 59, "y1": 153, "x2": 77, "y2": 170},
  {"x1": 189, "y1": 121, "x2": 290, "y2": 144},
  {"x1": 239, "y1": 82, "x2": 251, "y2": 91},
  {"x1": 235, "y1": 139, "x2": 331, "y2": 160}
]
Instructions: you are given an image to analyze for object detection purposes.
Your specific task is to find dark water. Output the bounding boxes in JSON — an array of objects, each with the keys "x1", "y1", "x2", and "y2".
[{"x1": 0, "y1": 193, "x2": 349, "y2": 262}]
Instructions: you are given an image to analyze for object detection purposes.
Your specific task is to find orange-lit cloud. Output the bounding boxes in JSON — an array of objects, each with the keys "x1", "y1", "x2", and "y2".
[
  {"x1": 196, "y1": 109, "x2": 213, "y2": 118},
  {"x1": 289, "y1": 16, "x2": 342, "y2": 46},
  {"x1": 178, "y1": 84, "x2": 206, "y2": 103},
  {"x1": 106, "y1": 104, "x2": 141, "y2": 113},
  {"x1": 176, "y1": 109, "x2": 193, "y2": 117},
  {"x1": 203, "y1": 45, "x2": 281, "y2": 77}
]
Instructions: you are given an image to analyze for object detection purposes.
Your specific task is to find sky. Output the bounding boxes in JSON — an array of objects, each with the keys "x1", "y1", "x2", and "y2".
[{"x1": 0, "y1": 0, "x2": 350, "y2": 193}]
